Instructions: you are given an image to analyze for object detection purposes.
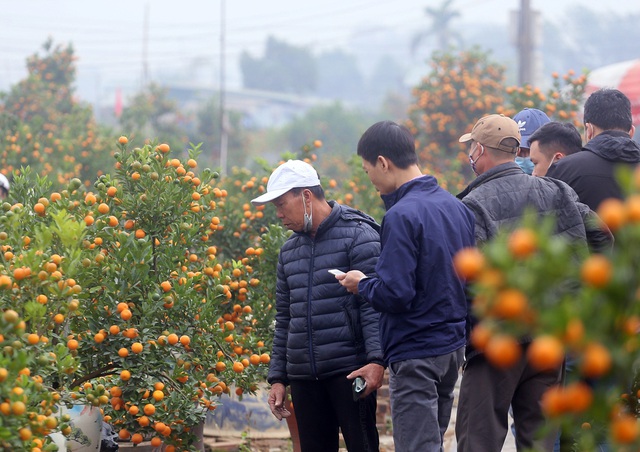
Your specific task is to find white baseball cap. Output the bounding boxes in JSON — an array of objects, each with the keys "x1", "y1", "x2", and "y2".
[
  {"x1": 0, "y1": 174, "x2": 9, "y2": 192},
  {"x1": 251, "y1": 160, "x2": 321, "y2": 206}
]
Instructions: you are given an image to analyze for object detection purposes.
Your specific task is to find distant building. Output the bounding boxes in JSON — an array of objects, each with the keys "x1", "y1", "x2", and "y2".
[{"x1": 166, "y1": 83, "x2": 331, "y2": 129}]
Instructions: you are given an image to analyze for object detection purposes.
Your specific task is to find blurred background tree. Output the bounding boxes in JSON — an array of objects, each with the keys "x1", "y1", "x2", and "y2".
[
  {"x1": 0, "y1": 39, "x2": 112, "y2": 186},
  {"x1": 240, "y1": 36, "x2": 317, "y2": 95},
  {"x1": 406, "y1": 47, "x2": 506, "y2": 192}
]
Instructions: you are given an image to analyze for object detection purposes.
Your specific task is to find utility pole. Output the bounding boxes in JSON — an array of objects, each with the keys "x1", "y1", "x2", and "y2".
[
  {"x1": 219, "y1": 0, "x2": 228, "y2": 175},
  {"x1": 518, "y1": 0, "x2": 533, "y2": 85},
  {"x1": 142, "y1": 3, "x2": 150, "y2": 88}
]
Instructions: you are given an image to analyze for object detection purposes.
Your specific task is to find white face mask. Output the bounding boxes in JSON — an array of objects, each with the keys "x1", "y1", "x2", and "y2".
[
  {"x1": 302, "y1": 194, "x2": 312, "y2": 233},
  {"x1": 468, "y1": 143, "x2": 484, "y2": 176}
]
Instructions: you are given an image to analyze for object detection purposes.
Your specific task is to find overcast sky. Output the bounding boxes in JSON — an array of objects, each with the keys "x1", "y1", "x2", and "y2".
[{"x1": 1, "y1": 0, "x2": 639, "y2": 96}]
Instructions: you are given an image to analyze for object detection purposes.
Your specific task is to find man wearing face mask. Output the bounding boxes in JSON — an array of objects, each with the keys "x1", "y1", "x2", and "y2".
[
  {"x1": 251, "y1": 160, "x2": 384, "y2": 452},
  {"x1": 455, "y1": 115, "x2": 613, "y2": 452},
  {"x1": 546, "y1": 88, "x2": 640, "y2": 211},
  {"x1": 528, "y1": 121, "x2": 582, "y2": 177},
  {"x1": 512, "y1": 108, "x2": 551, "y2": 175}
]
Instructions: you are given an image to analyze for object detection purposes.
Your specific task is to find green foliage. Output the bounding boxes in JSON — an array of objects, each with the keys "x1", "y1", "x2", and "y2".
[
  {"x1": 0, "y1": 39, "x2": 113, "y2": 186},
  {"x1": 194, "y1": 97, "x2": 248, "y2": 169},
  {"x1": 0, "y1": 309, "x2": 68, "y2": 451},
  {"x1": 0, "y1": 140, "x2": 279, "y2": 450},
  {"x1": 334, "y1": 155, "x2": 384, "y2": 223},
  {"x1": 118, "y1": 83, "x2": 188, "y2": 153}
]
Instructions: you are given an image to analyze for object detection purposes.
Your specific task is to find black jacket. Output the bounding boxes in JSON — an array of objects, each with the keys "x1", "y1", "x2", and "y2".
[
  {"x1": 546, "y1": 130, "x2": 640, "y2": 210},
  {"x1": 268, "y1": 202, "x2": 383, "y2": 385}
]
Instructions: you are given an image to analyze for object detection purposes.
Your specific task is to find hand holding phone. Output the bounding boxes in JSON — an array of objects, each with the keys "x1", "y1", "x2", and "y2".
[
  {"x1": 352, "y1": 376, "x2": 367, "y2": 401},
  {"x1": 328, "y1": 269, "x2": 345, "y2": 277}
]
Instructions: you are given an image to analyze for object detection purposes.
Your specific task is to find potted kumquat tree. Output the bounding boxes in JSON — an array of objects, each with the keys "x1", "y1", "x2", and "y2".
[{"x1": 0, "y1": 139, "x2": 274, "y2": 451}]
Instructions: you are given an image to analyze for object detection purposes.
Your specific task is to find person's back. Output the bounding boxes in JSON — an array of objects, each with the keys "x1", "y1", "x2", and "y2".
[
  {"x1": 339, "y1": 120, "x2": 475, "y2": 452},
  {"x1": 376, "y1": 174, "x2": 474, "y2": 362},
  {"x1": 459, "y1": 162, "x2": 588, "y2": 245},
  {"x1": 456, "y1": 114, "x2": 570, "y2": 452},
  {"x1": 546, "y1": 88, "x2": 640, "y2": 210}
]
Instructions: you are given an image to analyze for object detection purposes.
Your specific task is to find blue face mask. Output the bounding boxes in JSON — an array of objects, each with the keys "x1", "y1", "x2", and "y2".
[{"x1": 515, "y1": 157, "x2": 534, "y2": 175}]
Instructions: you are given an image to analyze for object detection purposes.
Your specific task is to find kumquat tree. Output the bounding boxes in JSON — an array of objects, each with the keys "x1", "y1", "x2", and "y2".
[
  {"x1": 0, "y1": 139, "x2": 277, "y2": 450},
  {"x1": 407, "y1": 47, "x2": 588, "y2": 193},
  {"x1": 504, "y1": 69, "x2": 589, "y2": 129},
  {"x1": 407, "y1": 47, "x2": 507, "y2": 192},
  {"x1": 453, "y1": 167, "x2": 640, "y2": 450},
  {"x1": 0, "y1": 39, "x2": 112, "y2": 187}
]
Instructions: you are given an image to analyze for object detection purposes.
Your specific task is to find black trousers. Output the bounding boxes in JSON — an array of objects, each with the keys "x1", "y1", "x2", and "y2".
[{"x1": 290, "y1": 374, "x2": 379, "y2": 452}]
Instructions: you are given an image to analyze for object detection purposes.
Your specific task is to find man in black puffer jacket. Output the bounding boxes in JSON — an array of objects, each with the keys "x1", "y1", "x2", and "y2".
[
  {"x1": 546, "y1": 88, "x2": 640, "y2": 211},
  {"x1": 251, "y1": 160, "x2": 384, "y2": 452}
]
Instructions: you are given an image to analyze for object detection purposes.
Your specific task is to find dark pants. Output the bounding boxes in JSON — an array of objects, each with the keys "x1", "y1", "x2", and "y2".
[
  {"x1": 290, "y1": 374, "x2": 379, "y2": 452},
  {"x1": 456, "y1": 351, "x2": 562, "y2": 452}
]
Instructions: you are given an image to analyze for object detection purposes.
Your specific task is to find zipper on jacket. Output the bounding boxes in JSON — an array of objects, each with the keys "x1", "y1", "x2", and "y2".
[{"x1": 307, "y1": 241, "x2": 318, "y2": 379}]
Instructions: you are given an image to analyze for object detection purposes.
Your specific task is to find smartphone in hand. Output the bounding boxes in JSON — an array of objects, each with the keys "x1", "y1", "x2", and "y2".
[
  {"x1": 352, "y1": 376, "x2": 367, "y2": 401},
  {"x1": 328, "y1": 269, "x2": 345, "y2": 276}
]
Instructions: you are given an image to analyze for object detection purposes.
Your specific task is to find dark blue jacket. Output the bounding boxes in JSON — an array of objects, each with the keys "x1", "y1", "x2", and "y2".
[
  {"x1": 358, "y1": 176, "x2": 475, "y2": 365},
  {"x1": 267, "y1": 201, "x2": 384, "y2": 384}
]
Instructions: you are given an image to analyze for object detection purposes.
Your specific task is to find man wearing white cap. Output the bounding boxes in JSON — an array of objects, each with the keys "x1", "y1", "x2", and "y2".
[
  {"x1": 251, "y1": 160, "x2": 384, "y2": 452},
  {"x1": 0, "y1": 174, "x2": 9, "y2": 199}
]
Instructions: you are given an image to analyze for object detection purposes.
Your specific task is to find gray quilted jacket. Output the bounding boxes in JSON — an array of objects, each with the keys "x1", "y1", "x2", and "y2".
[{"x1": 457, "y1": 162, "x2": 612, "y2": 252}]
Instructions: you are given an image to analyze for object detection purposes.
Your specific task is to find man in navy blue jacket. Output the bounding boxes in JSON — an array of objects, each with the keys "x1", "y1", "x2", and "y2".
[{"x1": 339, "y1": 121, "x2": 476, "y2": 451}]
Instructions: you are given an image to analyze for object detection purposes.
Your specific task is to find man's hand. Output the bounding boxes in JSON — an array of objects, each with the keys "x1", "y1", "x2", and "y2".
[
  {"x1": 267, "y1": 383, "x2": 291, "y2": 420},
  {"x1": 337, "y1": 270, "x2": 365, "y2": 294},
  {"x1": 347, "y1": 363, "x2": 385, "y2": 398}
]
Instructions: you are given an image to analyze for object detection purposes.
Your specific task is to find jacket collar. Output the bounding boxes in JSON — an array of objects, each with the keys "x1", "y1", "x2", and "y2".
[
  {"x1": 584, "y1": 130, "x2": 640, "y2": 163},
  {"x1": 457, "y1": 162, "x2": 523, "y2": 199},
  {"x1": 380, "y1": 175, "x2": 438, "y2": 210}
]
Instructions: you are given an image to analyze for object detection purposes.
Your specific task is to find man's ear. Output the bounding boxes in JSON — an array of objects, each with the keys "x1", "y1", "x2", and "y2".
[
  {"x1": 377, "y1": 155, "x2": 391, "y2": 171},
  {"x1": 630, "y1": 125, "x2": 636, "y2": 139},
  {"x1": 585, "y1": 123, "x2": 593, "y2": 141}
]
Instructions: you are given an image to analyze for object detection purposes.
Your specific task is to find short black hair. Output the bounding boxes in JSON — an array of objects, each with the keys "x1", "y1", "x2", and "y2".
[
  {"x1": 357, "y1": 121, "x2": 418, "y2": 169},
  {"x1": 290, "y1": 185, "x2": 325, "y2": 200},
  {"x1": 528, "y1": 122, "x2": 582, "y2": 157},
  {"x1": 583, "y1": 88, "x2": 633, "y2": 132}
]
